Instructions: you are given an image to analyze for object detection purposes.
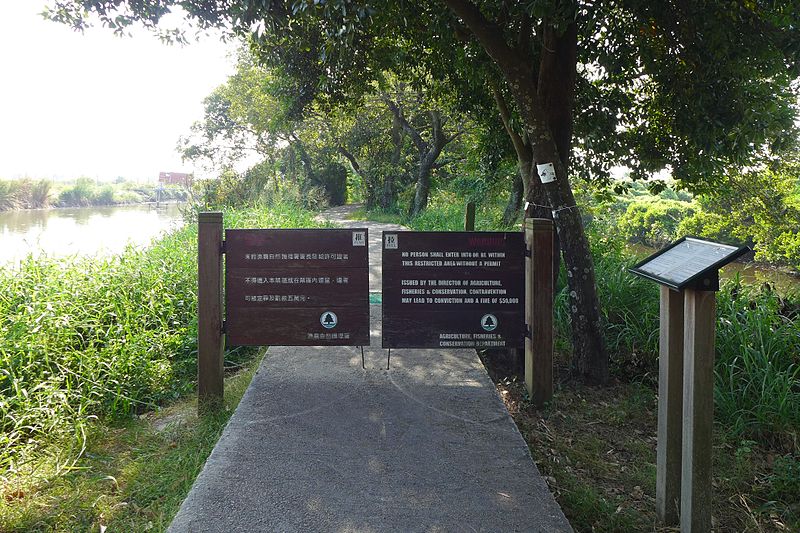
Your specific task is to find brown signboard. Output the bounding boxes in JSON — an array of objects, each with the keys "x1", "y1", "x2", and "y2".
[
  {"x1": 225, "y1": 228, "x2": 370, "y2": 346},
  {"x1": 382, "y1": 231, "x2": 525, "y2": 349}
]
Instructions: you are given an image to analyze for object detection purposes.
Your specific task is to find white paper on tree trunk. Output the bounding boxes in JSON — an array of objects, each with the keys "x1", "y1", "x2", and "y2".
[{"x1": 537, "y1": 162, "x2": 556, "y2": 183}]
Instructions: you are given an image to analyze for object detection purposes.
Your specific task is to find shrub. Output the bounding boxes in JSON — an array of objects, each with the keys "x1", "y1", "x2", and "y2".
[
  {"x1": 616, "y1": 198, "x2": 695, "y2": 247},
  {"x1": 94, "y1": 184, "x2": 116, "y2": 205},
  {"x1": 57, "y1": 178, "x2": 96, "y2": 207}
]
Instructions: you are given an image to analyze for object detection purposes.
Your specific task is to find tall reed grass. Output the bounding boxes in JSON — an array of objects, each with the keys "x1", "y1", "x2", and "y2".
[
  {"x1": 580, "y1": 225, "x2": 800, "y2": 451},
  {"x1": 0, "y1": 203, "x2": 328, "y2": 471},
  {"x1": 0, "y1": 179, "x2": 51, "y2": 210}
]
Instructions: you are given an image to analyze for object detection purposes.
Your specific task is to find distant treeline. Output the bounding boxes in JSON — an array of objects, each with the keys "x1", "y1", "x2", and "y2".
[
  {"x1": 588, "y1": 168, "x2": 800, "y2": 272},
  {"x1": 0, "y1": 177, "x2": 188, "y2": 211}
]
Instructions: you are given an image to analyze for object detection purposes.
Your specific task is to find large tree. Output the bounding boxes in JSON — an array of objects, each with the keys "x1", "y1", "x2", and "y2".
[{"x1": 47, "y1": 0, "x2": 800, "y2": 383}]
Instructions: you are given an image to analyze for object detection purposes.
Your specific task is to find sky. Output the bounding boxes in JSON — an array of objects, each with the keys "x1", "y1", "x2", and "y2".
[{"x1": 0, "y1": 2, "x2": 235, "y2": 182}]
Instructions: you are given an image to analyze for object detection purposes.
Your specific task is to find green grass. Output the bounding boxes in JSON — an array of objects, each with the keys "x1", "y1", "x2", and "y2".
[
  {"x1": 0, "y1": 201, "x2": 329, "y2": 481},
  {"x1": 496, "y1": 379, "x2": 798, "y2": 532},
  {"x1": 349, "y1": 191, "x2": 515, "y2": 231},
  {"x1": 0, "y1": 352, "x2": 263, "y2": 532},
  {"x1": 0, "y1": 179, "x2": 51, "y2": 210}
]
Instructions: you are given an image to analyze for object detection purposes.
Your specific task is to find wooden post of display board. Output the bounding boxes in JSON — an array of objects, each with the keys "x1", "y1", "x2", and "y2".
[
  {"x1": 525, "y1": 218, "x2": 554, "y2": 406},
  {"x1": 197, "y1": 212, "x2": 225, "y2": 412},
  {"x1": 656, "y1": 286, "x2": 684, "y2": 525},
  {"x1": 681, "y1": 289, "x2": 716, "y2": 533}
]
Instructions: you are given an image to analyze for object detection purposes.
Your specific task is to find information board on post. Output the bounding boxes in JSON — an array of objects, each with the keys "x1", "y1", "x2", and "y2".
[
  {"x1": 629, "y1": 236, "x2": 748, "y2": 290},
  {"x1": 382, "y1": 231, "x2": 525, "y2": 349},
  {"x1": 225, "y1": 228, "x2": 370, "y2": 346}
]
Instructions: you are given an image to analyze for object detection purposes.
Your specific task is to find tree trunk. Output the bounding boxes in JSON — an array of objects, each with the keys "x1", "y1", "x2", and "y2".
[
  {"x1": 411, "y1": 154, "x2": 435, "y2": 216},
  {"x1": 385, "y1": 100, "x2": 451, "y2": 218},
  {"x1": 381, "y1": 115, "x2": 403, "y2": 209},
  {"x1": 338, "y1": 146, "x2": 377, "y2": 209},
  {"x1": 445, "y1": 0, "x2": 609, "y2": 383},
  {"x1": 502, "y1": 169, "x2": 523, "y2": 226},
  {"x1": 493, "y1": 82, "x2": 559, "y2": 289},
  {"x1": 535, "y1": 21, "x2": 607, "y2": 383}
]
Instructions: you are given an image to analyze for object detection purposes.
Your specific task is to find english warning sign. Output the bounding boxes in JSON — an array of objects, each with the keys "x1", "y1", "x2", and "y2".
[{"x1": 381, "y1": 231, "x2": 525, "y2": 349}]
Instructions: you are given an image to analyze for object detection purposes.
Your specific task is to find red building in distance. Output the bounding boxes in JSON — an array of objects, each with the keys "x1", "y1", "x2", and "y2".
[{"x1": 158, "y1": 172, "x2": 193, "y2": 187}]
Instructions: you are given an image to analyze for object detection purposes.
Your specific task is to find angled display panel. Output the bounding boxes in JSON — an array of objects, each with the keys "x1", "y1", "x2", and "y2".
[{"x1": 629, "y1": 237, "x2": 748, "y2": 290}]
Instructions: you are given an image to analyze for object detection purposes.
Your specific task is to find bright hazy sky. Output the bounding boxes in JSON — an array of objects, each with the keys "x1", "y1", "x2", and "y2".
[{"x1": 0, "y1": 2, "x2": 235, "y2": 182}]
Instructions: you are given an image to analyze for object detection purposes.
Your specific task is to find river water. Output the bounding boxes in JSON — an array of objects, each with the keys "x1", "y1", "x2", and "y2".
[{"x1": 0, "y1": 204, "x2": 185, "y2": 265}]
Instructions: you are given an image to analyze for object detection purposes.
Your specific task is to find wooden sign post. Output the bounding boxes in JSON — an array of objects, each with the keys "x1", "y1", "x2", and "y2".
[
  {"x1": 656, "y1": 286, "x2": 684, "y2": 524},
  {"x1": 197, "y1": 212, "x2": 225, "y2": 411},
  {"x1": 525, "y1": 219, "x2": 554, "y2": 407},
  {"x1": 630, "y1": 237, "x2": 747, "y2": 532},
  {"x1": 464, "y1": 201, "x2": 476, "y2": 231}
]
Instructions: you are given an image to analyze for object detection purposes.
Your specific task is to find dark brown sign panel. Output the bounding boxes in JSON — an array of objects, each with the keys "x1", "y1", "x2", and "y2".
[
  {"x1": 382, "y1": 231, "x2": 525, "y2": 349},
  {"x1": 225, "y1": 228, "x2": 370, "y2": 346}
]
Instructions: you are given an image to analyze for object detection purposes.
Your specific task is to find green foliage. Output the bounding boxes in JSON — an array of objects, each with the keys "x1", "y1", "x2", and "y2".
[
  {"x1": 94, "y1": 184, "x2": 116, "y2": 205},
  {"x1": 616, "y1": 197, "x2": 695, "y2": 247},
  {"x1": 314, "y1": 161, "x2": 347, "y2": 206},
  {"x1": 0, "y1": 204, "x2": 327, "y2": 472},
  {"x1": 714, "y1": 282, "x2": 800, "y2": 449},
  {"x1": 583, "y1": 230, "x2": 799, "y2": 449},
  {"x1": 769, "y1": 454, "x2": 800, "y2": 504},
  {"x1": 0, "y1": 230, "x2": 199, "y2": 472},
  {"x1": 56, "y1": 177, "x2": 96, "y2": 207},
  {"x1": 586, "y1": 228, "x2": 661, "y2": 376},
  {"x1": 0, "y1": 353, "x2": 262, "y2": 532},
  {"x1": 0, "y1": 179, "x2": 52, "y2": 210},
  {"x1": 679, "y1": 164, "x2": 800, "y2": 270}
]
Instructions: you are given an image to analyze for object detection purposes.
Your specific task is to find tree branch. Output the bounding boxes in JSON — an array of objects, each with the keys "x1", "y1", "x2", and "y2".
[
  {"x1": 337, "y1": 145, "x2": 361, "y2": 174},
  {"x1": 383, "y1": 96, "x2": 428, "y2": 154},
  {"x1": 490, "y1": 79, "x2": 528, "y2": 159},
  {"x1": 442, "y1": 0, "x2": 525, "y2": 74}
]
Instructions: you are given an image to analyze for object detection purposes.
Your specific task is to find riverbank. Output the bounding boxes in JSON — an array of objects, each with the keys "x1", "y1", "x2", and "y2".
[
  {"x1": 0, "y1": 203, "x2": 333, "y2": 531},
  {"x1": 0, "y1": 177, "x2": 188, "y2": 212}
]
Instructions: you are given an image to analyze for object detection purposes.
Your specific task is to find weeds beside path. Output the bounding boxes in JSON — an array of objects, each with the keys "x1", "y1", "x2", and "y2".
[{"x1": 0, "y1": 203, "x2": 329, "y2": 532}]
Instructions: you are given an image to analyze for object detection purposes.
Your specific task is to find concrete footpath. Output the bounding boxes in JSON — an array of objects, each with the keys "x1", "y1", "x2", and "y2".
[{"x1": 168, "y1": 205, "x2": 571, "y2": 532}]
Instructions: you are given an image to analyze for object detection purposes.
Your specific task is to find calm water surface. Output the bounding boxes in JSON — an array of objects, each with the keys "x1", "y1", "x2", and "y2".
[{"x1": 0, "y1": 204, "x2": 184, "y2": 264}]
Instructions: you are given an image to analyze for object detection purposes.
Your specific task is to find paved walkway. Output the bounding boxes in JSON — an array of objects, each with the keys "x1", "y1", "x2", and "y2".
[{"x1": 168, "y1": 205, "x2": 571, "y2": 532}]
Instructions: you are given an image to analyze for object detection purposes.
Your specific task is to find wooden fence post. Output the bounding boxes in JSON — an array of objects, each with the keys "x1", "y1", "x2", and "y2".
[
  {"x1": 525, "y1": 218, "x2": 554, "y2": 406},
  {"x1": 198, "y1": 211, "x2": 224, "y2": 412},
  {"x1": 656, "y1": 286, "x2": 684, "y2": 525},
  {"x1": 681, "y1": 289, "x2": 716, "y2": 532},
  {"x1": 464, "y1": 201, "x2": 476, "y2": 231}
]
